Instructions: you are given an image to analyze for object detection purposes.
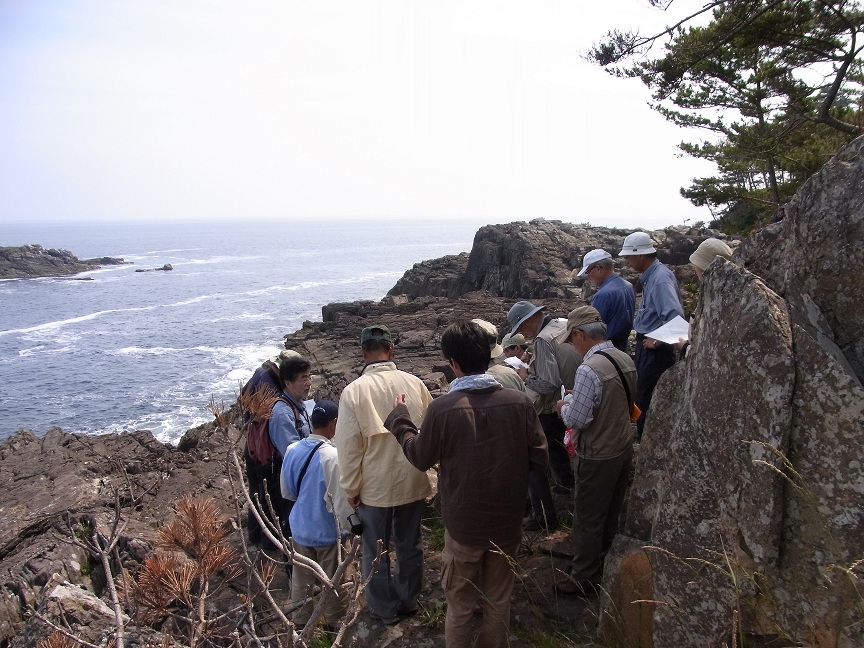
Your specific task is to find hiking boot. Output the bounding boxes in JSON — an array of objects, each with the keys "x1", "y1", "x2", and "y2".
[
  {"x1": 369, "y1": 611, "x2": 400, "y2": 626},
  {"x1": 553, "y1": 574, "x2": 600, "y2": 597},
  {"x1": 522, "y1": 515, "x2": 559, "y2": 533}
]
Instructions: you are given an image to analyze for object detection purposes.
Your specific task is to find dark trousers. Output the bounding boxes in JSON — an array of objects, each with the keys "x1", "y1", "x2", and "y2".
[
  {"x1": 528, "y1": 467, "x2": 557, "y2": 527},
  {"x1": 245, "y1": 452, "x2": 286, "y2": 548},
  {"x1": 634, "y1": 340, "x2": 676, "y2": 440},
  {"x1": 571, "y1": 447, "x2": 633, "y2": 582},
  {"x1": 539, "y1": 413, "x2": 574, "y2": 489}
]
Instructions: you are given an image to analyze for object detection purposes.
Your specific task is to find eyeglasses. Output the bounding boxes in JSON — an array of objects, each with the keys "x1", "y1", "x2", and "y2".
[{"x1": 586, "y1": 265, "x2": 598, "y2": 274}]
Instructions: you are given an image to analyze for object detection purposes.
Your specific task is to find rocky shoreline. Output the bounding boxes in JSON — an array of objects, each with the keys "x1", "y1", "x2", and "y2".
[
  {"x1": 1, "y1": 135, "x2": 862, "y2": 647},
  {"x1": 0, "y1": 244, "x2": 129, "y2": 279}
]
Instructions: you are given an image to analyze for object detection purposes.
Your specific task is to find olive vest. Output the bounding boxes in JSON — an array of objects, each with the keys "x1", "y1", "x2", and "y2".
[{"x1": 575, "y1": 347, "x2": 636, "y2": 460}]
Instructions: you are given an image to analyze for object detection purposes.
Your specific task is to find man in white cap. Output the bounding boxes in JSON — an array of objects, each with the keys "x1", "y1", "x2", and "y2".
[
  {"x1": 506, "y1": 300, "x2": 580, "y2": 531},
  {"x1": 619, "y1": 232, "x2": 684, "y2": 440},
  {"x1": 577, "y1": 249, "x2": 635, "y2": 352}
]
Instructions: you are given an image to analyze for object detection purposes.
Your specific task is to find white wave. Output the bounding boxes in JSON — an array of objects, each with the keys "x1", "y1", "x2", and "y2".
[
  {"x1": 208, "y1": 313, "x2": 275, "y2": 324},
  {"x1": 246, "y1": 280, "x2": 329, "y2": 296},
  {"x1": 18, "y1": 345, "x2": 73, "y2": 357},
  {"x1": 340, "y1": 271, "x2": 402, "y2": 284},
  {"x1": 0, "y1": 303, "x2": 167, "y2": 337},
  {"x1": 114, "y1": 346, "x2": 182, "y2": 356}
]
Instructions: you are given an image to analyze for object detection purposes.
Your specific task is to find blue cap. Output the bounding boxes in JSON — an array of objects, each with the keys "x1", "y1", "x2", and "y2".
[{"x1": 311, "y1": 399, "x2": 339, "y2": 428}]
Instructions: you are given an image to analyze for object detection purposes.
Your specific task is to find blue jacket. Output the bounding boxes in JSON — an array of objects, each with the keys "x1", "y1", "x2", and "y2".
[
  {"x1": 591, "y1": 273, "x2": 635, "y2": 349},
  {"x1": 269, "y1": 392, "x2": 311, "y2": 457},
  {"x1": 281, "y1": 436, "x2": 342, "y2": 547},
  {"x1": 634, "y1": 259, "x2": 684, "y2": 334}
]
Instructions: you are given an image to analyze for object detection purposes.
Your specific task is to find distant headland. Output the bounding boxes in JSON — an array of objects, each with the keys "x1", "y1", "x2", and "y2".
[{"x1": 0, "y1": 244, "x2": 130, "y2": 279}]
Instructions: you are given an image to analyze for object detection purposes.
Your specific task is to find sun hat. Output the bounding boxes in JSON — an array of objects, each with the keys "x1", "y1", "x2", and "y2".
[
  {"x1": 689, "y1": 238, "x2": 733, "y2": 271},
  {"x1": 310, "y1": 399, "x2": 339, "y2": 428},
  {"x1": 360, "y1": 324, "x2": 392, "y2": 344},
  {"x1": 619, "y1": 231, "x2": 657, "y2": 256},
  {"x1": 556, "y1": 306, "x2": 604, "y2": 343},
  {"x1": 506, "y1": 301, "x2": 545, "y2": 333},
  {"x1": 471, "y1": 319, "x2": 504, "y2": 358},
  {"x1": 276, "y1": 349, "x2": 303, "y2": 365},
  {"x1": 501, "y1": 332, "x2": 527, "y2": 349},
  {"x1": 577, "y1": 249, "x2": 612, "y2": 276}
]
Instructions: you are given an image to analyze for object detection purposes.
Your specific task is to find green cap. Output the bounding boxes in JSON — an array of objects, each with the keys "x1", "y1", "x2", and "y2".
[{"x1": 361, "y1": 324, "x2": 392, "y2": 344}]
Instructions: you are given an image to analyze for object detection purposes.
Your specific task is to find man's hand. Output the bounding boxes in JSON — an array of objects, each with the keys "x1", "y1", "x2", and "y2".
[
  {"x1": 394, "y1": 394, "x2": 406, "y2": 407},
  {"x1": 348, "y1": 495, "x2": 362, "y2": 509},
  {"x1": 643, "y1": 338, "x2": 663, "y2": 350}
]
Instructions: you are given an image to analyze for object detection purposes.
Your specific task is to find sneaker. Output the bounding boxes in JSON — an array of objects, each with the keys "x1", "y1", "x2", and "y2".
[{"x1": 397, "y1": 604, "x2": 419, "y2": 618}]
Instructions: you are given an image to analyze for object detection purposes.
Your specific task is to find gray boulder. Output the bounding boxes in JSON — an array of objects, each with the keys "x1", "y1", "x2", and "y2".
[{"x1": 601, "y1": 135, "x2": 864, "y2": 647}]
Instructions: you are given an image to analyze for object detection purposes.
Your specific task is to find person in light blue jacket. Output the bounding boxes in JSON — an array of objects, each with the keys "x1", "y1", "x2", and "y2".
[{"x1": 281, "y1": 400, "x2": 353, "y2": 627}]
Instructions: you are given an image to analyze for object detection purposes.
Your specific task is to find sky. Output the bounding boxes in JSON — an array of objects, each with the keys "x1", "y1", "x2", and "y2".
[{"x1": 0, "y1": 1, "x2": 718, "y2": 230}]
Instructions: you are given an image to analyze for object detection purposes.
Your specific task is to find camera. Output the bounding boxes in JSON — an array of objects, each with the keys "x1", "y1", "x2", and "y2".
[{"x1": 348, "y1": 510, "x2": 364, "y2": 536}]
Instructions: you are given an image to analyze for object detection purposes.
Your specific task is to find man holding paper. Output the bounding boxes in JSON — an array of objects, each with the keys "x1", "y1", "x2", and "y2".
[{"x1": 619, "y1": 232, "x2": 684, "y2": 439}]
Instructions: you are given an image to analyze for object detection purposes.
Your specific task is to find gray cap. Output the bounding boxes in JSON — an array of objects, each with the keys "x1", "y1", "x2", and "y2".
[{"x1": 506, "y1": 301, "x2": 545, "y2": 333}]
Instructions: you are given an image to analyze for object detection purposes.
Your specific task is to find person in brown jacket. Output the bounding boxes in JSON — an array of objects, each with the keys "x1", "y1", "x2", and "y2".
[{"x1": 385, "y1": 321, "x2": 548, "y2": 648}]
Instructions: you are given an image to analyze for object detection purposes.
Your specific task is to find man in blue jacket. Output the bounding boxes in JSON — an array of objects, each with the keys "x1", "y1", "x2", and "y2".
[{"x1": 576, "y1": 249, "x2": 635, "y2": 352}]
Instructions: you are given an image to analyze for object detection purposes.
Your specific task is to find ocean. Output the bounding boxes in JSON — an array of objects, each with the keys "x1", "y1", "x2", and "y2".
[{"x1": 0, "y1": 219, "x2": 482, "y2": 444}]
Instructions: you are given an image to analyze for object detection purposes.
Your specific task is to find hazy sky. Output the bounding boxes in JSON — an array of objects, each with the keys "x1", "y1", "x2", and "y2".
[{"x1": 0, "y1": 1, "x2": 717, "y2": 230}]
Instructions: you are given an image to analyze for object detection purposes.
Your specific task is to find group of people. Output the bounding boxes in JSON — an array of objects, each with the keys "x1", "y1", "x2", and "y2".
[{"x1": 240, "y1": 231, "x2": 734, "y2": 647}]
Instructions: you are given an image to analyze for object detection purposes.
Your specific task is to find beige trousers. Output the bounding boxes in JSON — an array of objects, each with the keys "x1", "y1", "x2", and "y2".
[
  {"x1": 290, "y1": 540, "x2": 349, "y2": 626},
  {"x1": 441, "y1": 530, "x2": 520, "y2": 648}
]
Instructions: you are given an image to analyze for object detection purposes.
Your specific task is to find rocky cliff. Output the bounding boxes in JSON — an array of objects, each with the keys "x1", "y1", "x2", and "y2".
[
  {"x1": 601, "y1": 135, "x2": 864, "y2": 647},
  {"x1": 0, "y1": 245, "x2": 128, "y2": 279},
  {"x1": 388, "y1": 220, "x2": 718, "y2": 301}
]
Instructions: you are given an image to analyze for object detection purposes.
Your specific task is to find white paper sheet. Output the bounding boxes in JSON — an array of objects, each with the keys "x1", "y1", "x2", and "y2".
[{"x1": 646, "y1": 315, "x2": 690, "y2": 345}]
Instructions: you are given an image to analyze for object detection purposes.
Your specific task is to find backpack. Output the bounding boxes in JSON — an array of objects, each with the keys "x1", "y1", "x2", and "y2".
[{"x1": 245, "y1": 397, "x2": 302, "y2": 466}]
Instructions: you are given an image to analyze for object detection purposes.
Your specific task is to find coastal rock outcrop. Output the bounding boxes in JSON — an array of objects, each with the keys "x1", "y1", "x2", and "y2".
[
  {"x1": 0, "y1": 425, "x2": 238, "y2": 645},
  {"x1": 0, "y1": 245, "x2": 128, "y2": 279},
  {"x1": 601, "y1": 135, "x2": 864, "y2": 647},
  {"x1": 387, "y1": 219, "x2": 727, "y2": 301}
]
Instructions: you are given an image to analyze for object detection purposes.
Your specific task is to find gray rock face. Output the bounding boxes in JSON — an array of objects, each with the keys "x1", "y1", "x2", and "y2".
[
  {"x1": 387, "y1": 219, "x2": 725, "y2": 300},
  {"x1": 602, "y1": 135, "x2": 864, "y2": 648},
  {"x1": 735, "y1": 135, "x2": 864, "y2": 385},
  {"x1": 0, "y1": 426, "x2": 239, "y2": 645}
]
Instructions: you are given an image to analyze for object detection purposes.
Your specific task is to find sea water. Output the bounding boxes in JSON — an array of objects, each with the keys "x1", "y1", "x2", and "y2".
[{"x1": 0, "y1": 219, "x2": 481, "y2": 443}]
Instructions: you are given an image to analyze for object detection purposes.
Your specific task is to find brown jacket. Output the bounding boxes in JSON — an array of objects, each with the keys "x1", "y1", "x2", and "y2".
[{"x1": 385, "y1": 384, "x2": 548, "y2": 548}]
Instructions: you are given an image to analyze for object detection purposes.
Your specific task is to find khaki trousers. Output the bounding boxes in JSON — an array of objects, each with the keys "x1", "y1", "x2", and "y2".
[
  {"x1": 290, "y1": 540, "x2": 349, "y2": 626},
  {"x1": 441, "y1": 530, "x2": 519, "y2": 648}
]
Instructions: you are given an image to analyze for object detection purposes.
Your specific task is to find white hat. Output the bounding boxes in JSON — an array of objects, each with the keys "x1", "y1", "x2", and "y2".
[
  {"x1": 471, "y1": 319, "x2": 504, "y2": 358},
  {"x1": 577, "y1": 248, "x2": 612, "y2": 276},
  {"x1": 689, "y1": 237, "x2": 733, "y2": 271},
  {"x1": 619, "y1": 231, "x2": 657, "y2": 256}
]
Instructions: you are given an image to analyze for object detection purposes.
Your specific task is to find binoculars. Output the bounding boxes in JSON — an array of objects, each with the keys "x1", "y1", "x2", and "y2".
[{"x1": 347, "y1": 509, "x2": 364, "y2": 536}]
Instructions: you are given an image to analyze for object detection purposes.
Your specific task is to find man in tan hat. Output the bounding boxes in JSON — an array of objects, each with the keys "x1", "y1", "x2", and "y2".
[
  {"x1": 472, "y1": 318, "x2": 526, "y2": 392},
  {"x1": 553, "y1": 306, "x2": 636, "y2": 597}
]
